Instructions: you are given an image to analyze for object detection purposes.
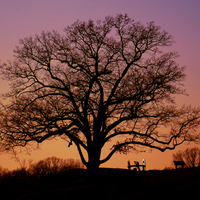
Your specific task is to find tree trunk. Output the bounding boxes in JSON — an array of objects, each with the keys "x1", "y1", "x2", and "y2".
[
  {"x1": 87, "y1": 160, "x2": 100, "y2": 171},
  {"x1": 86, "y1": 145, "x2": 101, "y2": 172}
]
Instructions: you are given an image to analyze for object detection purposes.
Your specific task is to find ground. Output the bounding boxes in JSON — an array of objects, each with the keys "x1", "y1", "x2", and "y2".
[{"x1": 1, "y1": 167, "x2": 200, "y2": 199}]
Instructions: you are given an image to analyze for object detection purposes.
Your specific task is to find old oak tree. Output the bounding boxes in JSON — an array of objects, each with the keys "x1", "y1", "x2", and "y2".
[{"x1": 0, "y1": 15, "x2": 200, "y2": 170}]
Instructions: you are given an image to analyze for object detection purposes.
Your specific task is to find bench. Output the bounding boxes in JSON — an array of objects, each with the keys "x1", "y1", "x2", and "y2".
[
  {"x1": 127, "y1": 160, "x2": 146, "y2": 171},
  {"x1": 173, "y1": 161, "x2": 186, "y2": 169}
]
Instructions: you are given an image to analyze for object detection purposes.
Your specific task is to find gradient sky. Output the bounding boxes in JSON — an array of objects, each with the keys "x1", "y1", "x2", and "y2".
[{"x1": 0, "y1": 0, "x2": 200, "y2": 170}]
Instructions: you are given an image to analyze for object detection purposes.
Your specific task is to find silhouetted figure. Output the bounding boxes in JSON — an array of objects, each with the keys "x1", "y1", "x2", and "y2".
[
  {"x1": 134, "y1": 161, "x2": 140, "y2": 171},
  {"x1": 142, "y1": 159, "x2": 146, "y2": 171},
  {"x1": 127, "y1": 160, "x2": 131, "y2": 170}
]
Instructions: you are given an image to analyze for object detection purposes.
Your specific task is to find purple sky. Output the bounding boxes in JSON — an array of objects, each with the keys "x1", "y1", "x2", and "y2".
[{"x1": 0, "y1": 0, "x2": 200, "y2": 170}]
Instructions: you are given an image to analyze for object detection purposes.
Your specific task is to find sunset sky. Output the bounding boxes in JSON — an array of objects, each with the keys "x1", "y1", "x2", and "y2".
[{"x1": 0, "y1": 0, "x2": 200, "y2": 170}]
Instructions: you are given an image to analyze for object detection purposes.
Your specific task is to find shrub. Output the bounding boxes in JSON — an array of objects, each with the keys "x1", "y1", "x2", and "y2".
[{"x1": 28, "y1": 157, "x2": 84, "y2": 178}]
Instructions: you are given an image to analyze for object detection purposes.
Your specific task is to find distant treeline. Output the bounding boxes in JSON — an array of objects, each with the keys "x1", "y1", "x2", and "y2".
[{"x1": 0, "y1": 156, "x2": 84, "y2": 183}]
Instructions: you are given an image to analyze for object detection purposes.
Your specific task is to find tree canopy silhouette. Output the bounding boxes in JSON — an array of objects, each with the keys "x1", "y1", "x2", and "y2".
[{"x1": 0, "y1": 14, "x2": 200, "y2": 170}]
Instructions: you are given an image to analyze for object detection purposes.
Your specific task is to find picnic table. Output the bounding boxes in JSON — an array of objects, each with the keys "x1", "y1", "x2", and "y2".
[{"x1": 173, "y1": 160, "x2": 186, "y2": 169}]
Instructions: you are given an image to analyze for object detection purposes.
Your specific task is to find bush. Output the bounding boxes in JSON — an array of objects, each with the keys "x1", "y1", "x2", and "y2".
[{"x1": 28, "y1": 157, "x2": 84, "y2": 178}]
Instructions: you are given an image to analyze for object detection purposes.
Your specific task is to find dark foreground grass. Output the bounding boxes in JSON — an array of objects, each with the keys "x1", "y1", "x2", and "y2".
[{"x1": 1, "y1": 167, "x2": 200, "y2": 199}]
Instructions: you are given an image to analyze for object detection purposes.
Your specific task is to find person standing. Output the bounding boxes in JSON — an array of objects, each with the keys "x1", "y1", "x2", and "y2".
[{"x1": 142, "y1": 159, "x2": 146, "y2": 171}]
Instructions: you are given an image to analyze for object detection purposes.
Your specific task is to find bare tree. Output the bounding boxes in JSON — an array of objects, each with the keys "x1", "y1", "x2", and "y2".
[
  {"x1": 0, "y1": 14, "x2": 200, "y2": 171},
  {"x1": 172, "y1": 150, "x2": 184, "y2": 162},
  {"x1": 184, "y1": 147, "x2": 200, "y2": 167},
  {"x1": 173, "y1": 147, "x2": 200, "y2": 168}
]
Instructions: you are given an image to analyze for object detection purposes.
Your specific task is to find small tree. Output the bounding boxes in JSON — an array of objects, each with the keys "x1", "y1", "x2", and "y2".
[
  {"x1": 0, "y1": 14, "x2": 200, "y2": 171},
  {"x1": 173, "y1": 147, "x2": 200, "y2": 168}
]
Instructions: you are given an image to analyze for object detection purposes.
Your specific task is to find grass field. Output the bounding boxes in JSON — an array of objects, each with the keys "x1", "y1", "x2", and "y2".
[{"x1": 1, "y1": 167, "x2": 200, "y2": 199}]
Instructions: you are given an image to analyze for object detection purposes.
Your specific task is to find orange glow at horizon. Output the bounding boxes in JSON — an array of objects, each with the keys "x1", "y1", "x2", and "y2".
[
  {"x1": 0, "y1": 0, "x2": 200, "y2": 171},
  {"x1": 0, "y1": 138, "x2": 198, "y2": 171}
]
